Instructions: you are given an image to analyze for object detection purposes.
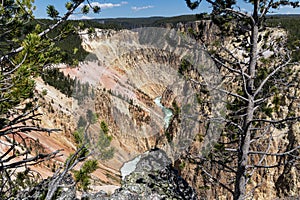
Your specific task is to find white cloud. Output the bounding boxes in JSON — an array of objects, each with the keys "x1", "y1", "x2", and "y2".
[
  {"x1": 73, "y1": 1, "x2": 129, "y2": 19},
  {"x1": 69, "y1": 15, "x2": 93, "y2": 20},
  {"x1": 131, "y1": 5, "x2": 154, "y2": 12},
  {"x1": 79, "y1": 1, "x2": 128, "y2": 9},
  {"x1": 81, "y1": 15, "x2": 93, "y2": 19}
]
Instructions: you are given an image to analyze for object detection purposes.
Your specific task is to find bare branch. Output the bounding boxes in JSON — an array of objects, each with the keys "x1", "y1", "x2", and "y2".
[
  {"x1": 254, "y1": 56, "x2": 291, "y2": 97},
  {"x1": 46, "y1": 144, "x2": 91, "y2": 200},
  {"x1": 249, "y1": 145, "x2": 300, "y2": 156},
  {"x1": 205, "y1": 0, "x2": 254, "y2": 23},
  {"x1": 1, "y1": 125, "x2": 61, "y2": 137},
  {"x1": 251, "y1": 116, "x2": 300, "y2": 125},
  {"x1": 2, "y1": 53, "x2": 27, "y2": 76},
  {"x1": 260, "y1": 0, "x2": 274, "y2": 18},
  {"x1": 0, "y1": 150, "x2": 62, "y2": 171},
  {"x1": 8, "y1": 106, "x2": 40, "y2": 125},
  {"x1": 218, "y1": 88, "x2": 249, "y2": 102},
  {"x1": 210, "y1": 54, "x2": 249, "y2": 78}
]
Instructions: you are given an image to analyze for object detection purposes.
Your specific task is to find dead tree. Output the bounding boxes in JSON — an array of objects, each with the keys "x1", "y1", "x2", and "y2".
[{"x1": 184, "y1": 0, "x2": 300, "y2": 199}]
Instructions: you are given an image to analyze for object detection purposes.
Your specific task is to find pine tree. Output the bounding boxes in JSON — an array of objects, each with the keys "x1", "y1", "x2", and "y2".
[{"x1": 0, "y1": 0, "x2": 100, "y2": 198}]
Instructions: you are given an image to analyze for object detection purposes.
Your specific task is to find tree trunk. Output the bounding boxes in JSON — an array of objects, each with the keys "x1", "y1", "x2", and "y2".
[
  {"x1": 234, "y1": 5, "x2": 259, "y2": 199},
  {"x1": 234, "y1": 100, "x2": 254, "y2": 200}
]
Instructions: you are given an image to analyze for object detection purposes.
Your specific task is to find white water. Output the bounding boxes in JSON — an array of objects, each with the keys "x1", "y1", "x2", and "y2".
[
  {"x1": 154, "y1": 96, "x2": 173, "y2": 129},
  {"x1": 120, "y1": 155, "x2": 141, "y2": 180}
]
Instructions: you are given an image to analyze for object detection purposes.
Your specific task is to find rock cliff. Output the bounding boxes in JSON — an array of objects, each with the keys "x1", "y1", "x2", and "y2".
[{"x1": 29, "y1": 22, "x2": 300, "y2": 199}]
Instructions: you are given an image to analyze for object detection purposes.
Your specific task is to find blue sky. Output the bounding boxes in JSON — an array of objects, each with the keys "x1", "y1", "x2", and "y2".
[
  {"x1": 34, "y1": 0, "x2": 204, "y2": 19},
  {"x1": 34, "y1": 0, "x2": 300, "y2": 19}
]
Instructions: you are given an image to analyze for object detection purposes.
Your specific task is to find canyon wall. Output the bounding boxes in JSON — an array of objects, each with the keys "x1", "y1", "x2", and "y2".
[{"x1": 33, "y1": 22, "x2": 300, "y2": 199}]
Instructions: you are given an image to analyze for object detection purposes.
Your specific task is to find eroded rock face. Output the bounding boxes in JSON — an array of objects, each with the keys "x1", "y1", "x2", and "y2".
[
  {"x1": 177, "y1": 20, "x2": 220, "y2": 44},
  {"x1": 74, "y1": 27, "x2": 216, "y2": 169},
  {"x1": 38, "y1": 24, "x2": 300, "y2": 199},
  {"x1": 76, "y1": 27, "x2": 223, "y2": 199}
]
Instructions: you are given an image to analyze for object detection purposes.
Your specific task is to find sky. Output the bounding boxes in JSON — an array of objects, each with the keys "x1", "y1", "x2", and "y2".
[{"x1": 33, "y1": 0, "x2": 300, "y2": 19}]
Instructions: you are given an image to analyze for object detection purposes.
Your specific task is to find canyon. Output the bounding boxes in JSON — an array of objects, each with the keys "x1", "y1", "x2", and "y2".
[
  {"x1": 33, "y1": 26, "x2": 214, "y2": 195},
  {"x1": 29, "y1": 22, "x2": 300, "y2": 199}
]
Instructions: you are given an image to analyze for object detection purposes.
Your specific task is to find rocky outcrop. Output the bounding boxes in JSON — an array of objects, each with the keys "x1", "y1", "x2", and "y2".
[
  {"x1": 111, "y1": 149, "x2": 197, "y2": 200},
  {"x1": 90, "y1": 149, "x2": 198, "y2": 200},
  {"x1": 13, "y1": 173, "x2": 76, "y2": 200},
  {"x1": 14, "y1": 149, "x2": 197, "y2": 200}
]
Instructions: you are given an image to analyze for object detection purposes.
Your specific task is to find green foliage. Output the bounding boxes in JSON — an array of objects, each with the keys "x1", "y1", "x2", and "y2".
[
  {"x1": 185, "y1": 0, "x2": 200, "y2": 10},
  {"x1": 73, "y1": 159, "x2": 98, "y2": 191},
  {"x1": 65, "y1": 144, "x2": 89, "y2": 169},
  {"x1": 78, "y1": 145, "x2": 90, "y2": 158},
  {"x1": 94, "y1": 15, "x2": 198, "y2": 29},
  {"x1": 42, "y1": 89, "x2": 48, "y2": 96},
  {"x1": 0, "y1": 65, "x2": 35, "y2": 115},
  {"x1": 184, "y1": 1, "x2": 300, "y2": 198},
  {"x1": 15, "y1": 170, "x2": 36, "y2": 189},
  {"x1": 172, "y1": 101, "x2": 181, "y2": 116},
  {"x1": 165, "y1": 131, "x2": 173, "y2": 142},
  {"x1": 23, "y1": 19, "x2": 101, "y2": 65},
  {"x1": 92, "y1": 5, "x2": 101, "y2": 13},
  {"x1": 179, "y1": 161, "x2": 186, "y2": 170},
  {"x1": 74, "y1": 118, "x2": 114, "y2": 161},
  {"x1": 81, "y1": 5, "x2": 90, "y2": 14},
  {"x1": 261, "y1": 105, "x2": 274, "y2": 118},
  {"x1": 74, "y1": 127, "x2": 85, "y2": 144},
  {"x1": 65, "y1": 2, "x2": 74, "y2": 10},
  {"x1": 213, "y1": 143, "x2": 225, "y2": 151},
  {"x1": 82, "y1": 159, "x2": 98, "y2": 173},
  {"x1": 0, "y1": 168, "x2": 39, "y2": 198},
  {"x1": 73, "y1": 80, "x2": 95, "y2": 104},
  {"x1": 41, "y1": 68, "x2": 75, "y2": 97},
  {"x1": 47, "y1": 5, "x2": 59, "y2": 19},
  {"x1": 86, "y1": 109, "x2": 98, "y2": 124},
  {"x1": 100, "y1": 121, "x2": 109, "y2": 134},
  {"x1": 0, "y1": 14, "x2": 63, "y2": 115},
  {"x1": 272, "y1": 94, "x2": 281, "y2": 112},
  {"x1": 178, "y1": 59, "x2": 193, "y2": 75},
  {"x1": 97, "y1": 133, "x2": 114, "y2": 160},
  {"x1": 0, "y1": 0, "x2": 104, "y2": 198},
  {"x1": 77, "y1": 116, "x2": 87, "y2": 129}
]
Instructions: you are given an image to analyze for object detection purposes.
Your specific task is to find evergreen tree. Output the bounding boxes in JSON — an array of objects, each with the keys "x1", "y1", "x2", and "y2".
[{"x1": 0, "y1": 0, "x2": 100, "y2": 198}]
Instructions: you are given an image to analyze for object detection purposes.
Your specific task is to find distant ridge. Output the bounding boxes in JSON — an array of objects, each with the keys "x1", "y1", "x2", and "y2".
[
  {"x1": 89, "y1": 14, "x2": 300, "y2": 29},
  {"x1": 91, "y1": 15, "x2": 199, "y2": 29}
]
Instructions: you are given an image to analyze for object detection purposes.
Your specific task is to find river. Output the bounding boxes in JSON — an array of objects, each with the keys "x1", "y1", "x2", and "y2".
[{"x1": 153, "y1": 96, "x2": 173, "y2": 129}]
